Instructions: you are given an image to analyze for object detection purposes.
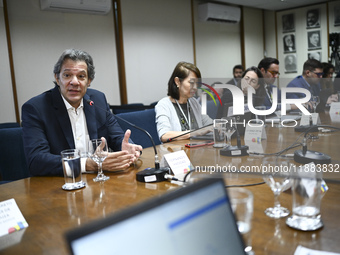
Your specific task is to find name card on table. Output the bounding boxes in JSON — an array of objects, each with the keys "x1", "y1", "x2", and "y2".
[
  {"x1": 329, "y1": 102, "x2": 340, "y2": 115},
  {"x1": 160, "y1": 150, "x2": 193, "y2": 180},
  {"x1": 0, "y1": 198, "x2": 28, "y2": 237},
  {"x1": 299, "y1": 113, "x2": 320, "y2": 126},
  {"x1": 244, "y1": 124, "x2": 266, "y2": 144}
]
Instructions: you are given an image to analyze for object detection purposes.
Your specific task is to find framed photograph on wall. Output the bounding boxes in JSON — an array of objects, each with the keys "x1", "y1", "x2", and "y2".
[
  {"x1": 335, "y1": 5, "x2": 340, "y2": 26},
  {"x1": 282, "y1": 13, "x2": 295, "y2": 33},
  {"x1": 284, "y1": 54, "x2": 297, "y2": 73},
  {"x1": 308, "y1": 51, "x2": 321, "y2": 62},
  {"x1": 283, "y1": 34, "x2": 296, "y2": 53},
  {"x1": 307, "y1": 30, "x2": 321, "y2": 50},
  {"x1": 306, "y1": 9, "x2": 320, "y2": 29}
]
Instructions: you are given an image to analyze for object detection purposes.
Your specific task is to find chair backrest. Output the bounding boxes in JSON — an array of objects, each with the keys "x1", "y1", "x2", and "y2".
[
  {"x1": 206, "y1": 99, "x2": 218, "y2": 119},
  {"x1": 110, "y1": 103, "x2": 154, "y2": 115},
  {"x1": 0, "y1": 127, "x2": 30, "y2": 183},
  {"x1": 0, "y1": 122, "x2": 20, "y2": 129},
  {"x1": 116, "y1": 109, "x2": 160, "y2": 148}
]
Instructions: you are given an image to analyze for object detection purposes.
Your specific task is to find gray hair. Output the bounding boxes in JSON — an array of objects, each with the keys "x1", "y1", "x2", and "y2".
[{"x1": 53, "y1": 49, "x2": 95, "y2": 81}]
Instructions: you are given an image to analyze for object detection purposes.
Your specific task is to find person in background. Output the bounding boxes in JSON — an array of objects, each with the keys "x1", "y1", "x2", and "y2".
[
  {"x1": 317, "y1": 62, "x2": 339, "y2": 112},
  {"x1": 334, "y1": 71, "x2": 340, "y2": 92},
  {"x1": 227, "y1": 65, "x2": 244, "y2": 86},
  {"x1": 155, "y1": 61, "x2": 213, "y2": 143},
  {"x1": 321, "y1": 62, "x2": 335, "y2": 90},
  {"x1": 258, "y1": 58, "x2": 280, "y2": 109},
  {"x1": 22, "y1": 49, "x2": 142, "y2": 176},
  {"x1": 287, "y1": 59, "x2": 338, "y2": 112},
  {"x1": 258, "y1": 57, "x2": 298, "y2": 112},
  {"x1": 217, "y1": 66, "x2": 265, "y2": 118}
]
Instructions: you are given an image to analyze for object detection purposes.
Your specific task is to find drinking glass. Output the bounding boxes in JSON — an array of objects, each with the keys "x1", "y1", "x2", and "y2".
[
  {"x1": 61, "y1": 149, "x2": 86, "y2": 190},
  {"x1": 229, "y1": 188, "x2": 254, "y2": 255},
  {"x1": 88, "y1": 138, "x2": 110, "y2": 182},
  {"x1": 310, "y1": 96, "x2": 320, "y2": 112},
  {"x1": 262, "y1": 156, "x2": 291, "y2": 218},
  {"x1": 213, "y1": 119, "x2": 227, "y2": 148},
  {"x1": 223, "y1": 116, "x2": 237, "y2": 146}
]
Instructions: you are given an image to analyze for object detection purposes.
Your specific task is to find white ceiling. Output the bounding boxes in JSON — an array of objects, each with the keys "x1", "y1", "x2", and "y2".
[{"x1": 215, "y1": 0, "x2": 330, "y2": 11}]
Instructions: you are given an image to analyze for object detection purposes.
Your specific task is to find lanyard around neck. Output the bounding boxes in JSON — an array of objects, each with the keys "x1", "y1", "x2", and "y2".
[{"x1": 175, "y1": 99, "x2": 191, "y2": 130}]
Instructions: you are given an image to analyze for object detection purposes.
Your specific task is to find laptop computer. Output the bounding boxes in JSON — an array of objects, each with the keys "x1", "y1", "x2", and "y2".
[{"x1": 65, "y1": 178, "x2": 246, "y2": 255}]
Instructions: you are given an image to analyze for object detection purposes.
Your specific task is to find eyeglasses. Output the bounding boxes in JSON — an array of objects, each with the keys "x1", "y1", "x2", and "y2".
[
  {"x1": 311, "y1": 71, "x2": 323, "y2": 77},
  {"x1": 244, "y1": 76, "x2": 258, "y2": 86},
  {"x1": 267, "y1": 70, "x2": 280, "y2": 77}
]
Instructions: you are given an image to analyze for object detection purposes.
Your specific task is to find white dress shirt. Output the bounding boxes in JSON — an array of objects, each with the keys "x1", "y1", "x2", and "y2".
[{"x1": 62, "y1": 96, "x2": 89, "y2": 172}]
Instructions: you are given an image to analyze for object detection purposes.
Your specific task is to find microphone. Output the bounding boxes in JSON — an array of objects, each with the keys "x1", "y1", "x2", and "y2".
[
  {"x1": 165, "y1": 124, "x2": 213, "y2": 142},
  {"x1": 86, "y1": 99, "x2": 170, "y2": 182},
  {"x1": 166, "y1": 130, "x2": 191, "y2": 143},
  {"x1": 220, "y1": 120, "x2": 249, "y2": 157},
  {"x1": 294, "y1": 125, "x2": 331, "y2": 164}
]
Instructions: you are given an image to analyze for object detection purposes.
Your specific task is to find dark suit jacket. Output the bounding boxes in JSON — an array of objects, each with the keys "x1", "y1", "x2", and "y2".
[
  {"x1": 22, "y1": 86, "x2": 126, "y2": 176},
  {"x1": 263, "y1": 84, "x2": 281, "y2": 110}
]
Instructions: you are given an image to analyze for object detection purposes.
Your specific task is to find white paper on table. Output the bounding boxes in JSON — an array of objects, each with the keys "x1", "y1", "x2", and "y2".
[{"x1": 294, "y1": 245, "x2": 340, "y2": 255}]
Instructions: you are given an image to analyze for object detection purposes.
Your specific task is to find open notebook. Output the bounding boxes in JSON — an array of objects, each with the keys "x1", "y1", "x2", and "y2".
[{"x1": 65, "y1": 178, "x2": 246, "y2": 255}]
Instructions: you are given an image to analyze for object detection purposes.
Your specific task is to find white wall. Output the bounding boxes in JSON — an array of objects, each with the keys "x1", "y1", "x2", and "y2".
[
  {"x1": 243, "y1": 7, "x2": 264, "y2": 67},
  {"x1": 194, "y1": 2, "x2": 241, "y2": 80},
  {"x1": 0, "y1": 6, "x2": 16, "y2": 122},
  {"x1": 121, "y1": 0, "x2": 194, "y2": 105},
  {"x1": 264, "y1": 10, "x2": 277, "y2": 59},
  {"x1": 5, "y1": 0, "x2": 119, "y2": 122}
]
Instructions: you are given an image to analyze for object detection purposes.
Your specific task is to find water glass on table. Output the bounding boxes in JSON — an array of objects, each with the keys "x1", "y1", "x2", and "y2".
[
  {"x1": 213, "y1": 119, "x2": 227, "y2": 148},
  {"x1": 61, "y1": 149, "x2": 86, "y2": 190},
  {"x1": 228, "y1": 187, "x2": 254, "y2": 255},
  {"x1": 286, "y1": 168, "x2": 324, "y2": 231}
]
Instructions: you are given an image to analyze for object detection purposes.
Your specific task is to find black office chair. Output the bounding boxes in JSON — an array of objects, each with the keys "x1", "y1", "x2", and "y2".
[
  {"x1": 116, "y1": 109, "x2": 160, "y2": 148},
  {"x1": 110, "y1": 103, "x2": 154, "y2": 114},
  {"x1": 0, "y1": 122, "x2": 20, "y2": 129},
  {"x1": 206, "y1": 99, "x2": 218, "y2": 119},
  {"x1": 0, "y1": 127, "x2": 30, "y2": 184}
]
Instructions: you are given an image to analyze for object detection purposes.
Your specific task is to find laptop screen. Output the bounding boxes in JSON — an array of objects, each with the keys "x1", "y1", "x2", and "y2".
[{"x1": 65, "y1": 178, "x2": 245, "y2": 255}]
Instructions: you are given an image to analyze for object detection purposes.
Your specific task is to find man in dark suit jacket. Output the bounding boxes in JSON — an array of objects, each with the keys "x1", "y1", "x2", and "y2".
[
  {"x1": 258, "y1": 57, "x2": 298, "y2": 112},
  {"x1": 227, "y1": 65, "x2": 244, "y2": 86},
  {"x1": 22, "y1": 49, "x2": 142, "y2": 176}
]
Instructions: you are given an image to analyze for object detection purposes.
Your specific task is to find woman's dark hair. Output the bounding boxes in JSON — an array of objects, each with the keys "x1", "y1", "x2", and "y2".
[
  {"x1": 167, "y1": 61, "x2": 201, "y2": 100},
  {"x1": 53, "y1": 49, "x2": 95, "y2": 82},
  {"x1": 238, "y1": 66, "x2": 265, "y2": 106}
]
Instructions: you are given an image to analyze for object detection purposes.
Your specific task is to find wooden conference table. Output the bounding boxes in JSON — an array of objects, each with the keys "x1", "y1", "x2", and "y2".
[{"x1": 0, "y1": 112, "x2": 340, "y2": 255}]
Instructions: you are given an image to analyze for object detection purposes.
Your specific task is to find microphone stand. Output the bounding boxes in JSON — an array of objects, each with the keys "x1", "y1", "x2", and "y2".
[
  {"x1": 220, "y1": 125, "x2": 249, "y2": 157},
  {"x1": 86, "y1": 100, "x2": 170, "y2": 182},
  {"x1": 294, "y1": 125, "x2": 331, "y2": 164}
]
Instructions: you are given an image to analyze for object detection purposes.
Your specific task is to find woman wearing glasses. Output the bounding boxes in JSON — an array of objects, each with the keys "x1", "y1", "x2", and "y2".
[{"x1": 216, "y1": 66, "x2": 265, "y2": 118}]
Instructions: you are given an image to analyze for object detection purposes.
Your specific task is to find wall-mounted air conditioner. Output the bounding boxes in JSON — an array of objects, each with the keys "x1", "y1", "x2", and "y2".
[
  {"x1": 198, "y1": 2, "x2": 241, "y2": 24},
  {"x1": 40, "y1": 0, "x2": 112, "y2": 15}
]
